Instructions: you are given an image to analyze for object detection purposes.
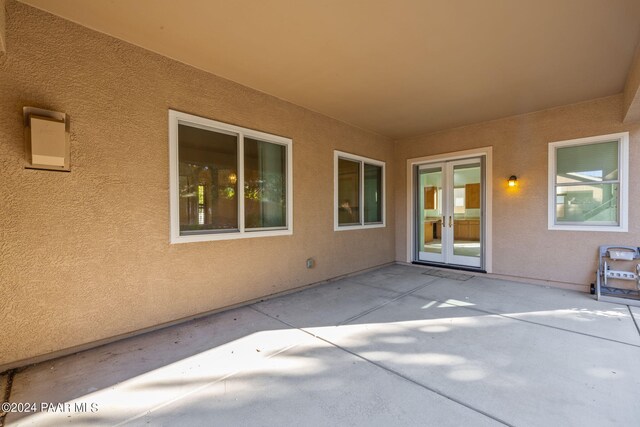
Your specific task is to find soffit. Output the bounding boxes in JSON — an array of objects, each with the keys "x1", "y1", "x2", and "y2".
[{"x1": 19, "y1": 0, "x2": 640, "y2": 139}]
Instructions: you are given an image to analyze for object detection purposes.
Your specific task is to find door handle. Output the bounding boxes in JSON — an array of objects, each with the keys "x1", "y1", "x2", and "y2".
[
  {"x1": 442, "y1": 216, "x2": 446, "y2": 227},
  {"x1": 449, "y1": 216, "x2": 452, "y2": 227}
]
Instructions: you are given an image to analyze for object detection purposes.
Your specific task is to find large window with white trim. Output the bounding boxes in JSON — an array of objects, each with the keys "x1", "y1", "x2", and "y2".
[
  {"x1": 548, "y1": 132, "x2": 628, "y2": 232},
  {"x1": 169, "y1": 110, "x2": 292, "y2": 243},
  {"x1": 334, "y1": 151, "x2": 385, "y2": 230}
]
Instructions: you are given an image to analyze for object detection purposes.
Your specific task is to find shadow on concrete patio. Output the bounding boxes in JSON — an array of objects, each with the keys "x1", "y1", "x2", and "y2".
[{"x1": 5, "y1": 265, "x2": 640, "y2": 426}]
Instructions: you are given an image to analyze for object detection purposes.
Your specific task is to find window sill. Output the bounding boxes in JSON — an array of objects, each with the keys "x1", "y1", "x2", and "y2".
[
  {"x1": 334, "y1": 223, "x2": 386, "y2": 232},
  {"x1": 548, "y1": 224, "x2": 627, "y2": 233},
  {"x1": 170, "y1": 228, "x2": 293, "y2": 244}
]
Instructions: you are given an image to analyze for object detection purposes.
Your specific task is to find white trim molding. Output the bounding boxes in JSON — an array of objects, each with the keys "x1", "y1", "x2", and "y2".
[
  {"x1": 334, "y1": 150, "x2": 386, "y2": 231},
  {"x1": 406, "y1": 147, "x2": 493, "y2": 273},
  {"x1": 547, "y1": 132, "x2": 628, "y2": 232},
  {"x1": 0, "y1": 0, "x2": 5, "y2": 55},
  {"x1": 169, "y1": 110, "x2": 293, "y2": 244}
]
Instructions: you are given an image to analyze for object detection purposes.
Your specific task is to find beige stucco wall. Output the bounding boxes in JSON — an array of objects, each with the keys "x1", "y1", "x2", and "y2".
[
  {"x1": 395, "y1": 95, "x2": 640, "y2": 287},
  {"x1": 0, "y1": 2, "x2": 395, "y2": 368},
  {"x1": 623, "y1": 42, "x2": 640, "y2": 123}
]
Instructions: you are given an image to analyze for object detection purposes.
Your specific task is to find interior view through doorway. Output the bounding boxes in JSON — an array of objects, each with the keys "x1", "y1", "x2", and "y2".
[{"x1": 417, "y1": 157, "x2": 484, "y2": 270}]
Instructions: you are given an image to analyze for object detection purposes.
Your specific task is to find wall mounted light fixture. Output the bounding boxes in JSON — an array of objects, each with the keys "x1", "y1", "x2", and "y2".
[
  {"x1": 508, "y1": 175, "x2": 518, "y2": 187},
  {"x1": 23, "y1": 107, "x2": 70, "y2": 171}
]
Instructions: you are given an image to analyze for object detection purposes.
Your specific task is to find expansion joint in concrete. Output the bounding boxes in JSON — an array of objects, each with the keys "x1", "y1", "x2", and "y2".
[
  {"x1": 249, "y1": 305, "x2": 514, "y2": 427},
  {"x1": 629, "y1": 305, "x2": 640, "y2": 336}
]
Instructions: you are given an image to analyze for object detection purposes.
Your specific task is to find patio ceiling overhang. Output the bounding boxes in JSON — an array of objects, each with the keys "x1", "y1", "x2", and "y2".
[{"x1": 19, "y1": 0, "x2": 640, "y2": 139}]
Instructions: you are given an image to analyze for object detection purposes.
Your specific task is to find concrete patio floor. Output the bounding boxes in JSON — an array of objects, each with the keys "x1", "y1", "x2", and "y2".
[{"x1": 3, "y1": 264, "x2": 640, "y2": 426}]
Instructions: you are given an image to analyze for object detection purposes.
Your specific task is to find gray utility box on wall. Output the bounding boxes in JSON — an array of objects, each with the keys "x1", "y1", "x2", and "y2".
[{"x1": 23, "y1": 107, "x2": 70, "y2": 171}]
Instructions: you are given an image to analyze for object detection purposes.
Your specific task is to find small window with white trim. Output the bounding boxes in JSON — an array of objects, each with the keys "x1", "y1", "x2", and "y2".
[
  {"x1": 548, "y1": 132, "x2": 628, "y2": 232},
  {"x1": 169, "y1": 110, "x2": 293, "y2": 243},
  {"x1": 334, "y1": 151, "x2": 385, "y2": 230}
]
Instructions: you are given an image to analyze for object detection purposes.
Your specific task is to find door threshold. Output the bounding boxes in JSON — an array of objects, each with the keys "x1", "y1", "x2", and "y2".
[{"x1": 412, "y1": 261, "x2": 486, "y2": 274}]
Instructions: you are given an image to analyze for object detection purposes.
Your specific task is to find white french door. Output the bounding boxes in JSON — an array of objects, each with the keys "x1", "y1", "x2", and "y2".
[{"x1": 417, "y1": 158, "x2": 483, "y2": 268}]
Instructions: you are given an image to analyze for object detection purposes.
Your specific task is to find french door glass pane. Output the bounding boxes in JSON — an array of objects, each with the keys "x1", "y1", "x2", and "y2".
[
  {"x1": 178, "y1": 124, "x2": 238, "y2": 233},
  {"x1": 555, "y1": 183, "x2": 618, "y2": 224},
  {"x1": 244, "y1": 138, "x2": 287, "y2": 229},
  {"x1": 338, "y1": 158, "x2": 360, "y2": 225},
  {"x1": 452, "y1": 163, "x2": 481, "y2": 258},
  {"x1": 364, "y1": 163, "x2": 382, "y2": 223},
  {"x1": 556, "y1": 141, "x2": 618, "y2": 184},
  {"x1": 420, "y1": 168, "x2": 442, "y2": 255}
]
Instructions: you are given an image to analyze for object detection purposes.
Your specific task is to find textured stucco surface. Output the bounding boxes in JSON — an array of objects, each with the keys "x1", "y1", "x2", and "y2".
[
  {"x1": 395, "y1": 95, "x2": 640, "y2": 287},
  {"x1": 0, "y1": 2, "x2": 395, "y2": 368},
  {"x1": 623, "y1": 42, "x2": 640, "y2": 123}
]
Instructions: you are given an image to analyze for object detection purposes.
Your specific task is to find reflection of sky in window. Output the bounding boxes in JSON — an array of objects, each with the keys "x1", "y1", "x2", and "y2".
[{"x1": 566, "y1": 170, "x2": 603, "y2": 182}]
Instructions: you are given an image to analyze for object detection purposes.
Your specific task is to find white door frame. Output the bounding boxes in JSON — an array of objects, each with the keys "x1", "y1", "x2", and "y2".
[
  {"x1": 406, "y1": 147, "x2": 493, "y2": 273},
  {"x1": 417, "y1": 157, "x2": 483, "y2": 268}
]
